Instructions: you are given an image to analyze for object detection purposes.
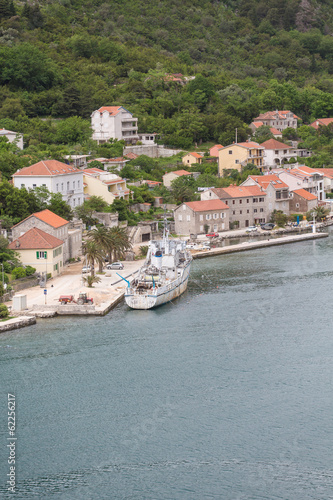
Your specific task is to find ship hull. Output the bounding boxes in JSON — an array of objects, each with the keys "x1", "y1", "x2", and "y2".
[{"x1": 125, "y1": 261, "x2": 191, "y2": 310}]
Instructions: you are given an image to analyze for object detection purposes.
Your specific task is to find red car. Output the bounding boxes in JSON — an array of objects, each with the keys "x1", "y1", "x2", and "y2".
[{"x1": 206, "y1": 232, "x2": 219, "y2": 238}]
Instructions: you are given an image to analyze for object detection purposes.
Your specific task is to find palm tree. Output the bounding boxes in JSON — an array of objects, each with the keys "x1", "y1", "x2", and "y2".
[
  {"x1": 83, "y1": 275, "x2": 101, "y2": 287},
  {"x1": 309, "y1": 205, "x2": 330, "y2": 222},
  {"x1": 83, "y1": 240, "x2": 104, "y2": 276},
  {"x1": 106, "y1": 226, "x2": 132, "y2": 263},
  {"x1": 87, "y1": 226, "x2": 112, "y2": 272}
]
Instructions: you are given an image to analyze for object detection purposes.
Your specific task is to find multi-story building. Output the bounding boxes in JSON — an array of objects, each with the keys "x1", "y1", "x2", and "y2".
[
  {"x1": 9, "y1": 228, "x2": 64, "y2": 278},
  {"x1": 174, "y1": 200, "x2": 229, "y2": 236},
  {"x1": 12, "y1": 160, "x2": 84, "y2": 208},
  {"x1": 218, "y1": 141, "x2": 265, "y2": 175},
  {"x1": 241, "y1": 174, "x2": 290, "y2": 216},
  {"x1": 11, "y1": 209, "x2": 82, "y2": 263},
  {"x1": 277, "y1": 166, "x2": 324, "y2": 201},
  {"x1": 0, "y1": 128, "x2": 23, "y2": 149},
  {"x1": 83, "y1": 168, "x2": 132, "y2": 203},
  {"x1": 91, "y1": 106, "x2": 138, "y2": 144},
  {"x1": 252, "y1": 110, "x2": 299, "y2": 132},
  {"x1": 260, "y1": 138, "x2": 295, "y2": 169},
  {"x1": 201, "y1": 185, "x2": 267, "y2": 228},
  {"x1": 289, "y1": 189, "x2": 318, "y2": 214}
]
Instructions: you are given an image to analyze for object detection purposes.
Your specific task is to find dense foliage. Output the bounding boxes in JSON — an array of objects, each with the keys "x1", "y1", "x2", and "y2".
[{"x1": 1, "y1": 0, "x2": 333, "y2": 151}]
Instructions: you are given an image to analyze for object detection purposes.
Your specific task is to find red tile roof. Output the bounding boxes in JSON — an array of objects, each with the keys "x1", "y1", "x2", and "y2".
[
  {"x1": 310, "y1": 118, "x2": 333, "y2": 129},
  {"x1": 97, "y1": 106, "x2": 122, "y2": 115},
  {"x1": 184, "y1": 200, "x2": 229, "y2": 211},
  {"x1": 83, "y1": 168, "x2": 105, "y2": 174},
  {"x1": 185, "y1": 152, "x2": 203, "y2": 159},
  {"x1": 124, "y1": 152, "x2": 139, "y2": 159},
  {"x1": 9, "y1": 227, "x2": 63, "y2": 250},
  {"x1": 292, "y1": 189, "x2": 317, "y2": 201},
  {"x1": 260, "y1": 139, "x2": 293, "y2": 149},
  {"x1": 254, "y1": 110, "x2": 299, "y2": 120},
  {"x1": 13, "y1": 160, "x2": 80, "y2": 177},
  {"x1": 12, "y1": 209, "x2": 69, "y2": 230},
  {"x1": 169, "y1": 170, "x2": 192, "y2": 176},
  {"x1": 248, "y1": 174, "x2": 289, "y2": 190}
]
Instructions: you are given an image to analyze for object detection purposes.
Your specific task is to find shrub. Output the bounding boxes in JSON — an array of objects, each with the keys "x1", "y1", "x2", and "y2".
[
  {"x1": 0, "y1": 272, "x2": 9, "y2": 284},
  {"x1": 3, "y1": 262, "x2": 11, "y2": 273},
  {"x1": 25, "y1": 266, "x2": 36, "y2": 276},
  {"x1": 11, "y1": 267, "x2": 26, "y2": 279},
  {"x1": 0, "y1": 304, "x2": 9, "y2": 318}
]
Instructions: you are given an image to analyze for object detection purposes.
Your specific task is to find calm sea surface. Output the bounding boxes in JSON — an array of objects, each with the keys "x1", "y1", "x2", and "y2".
[{"x1": 1, "y1": 230, "x2": 333, "y2": 499}]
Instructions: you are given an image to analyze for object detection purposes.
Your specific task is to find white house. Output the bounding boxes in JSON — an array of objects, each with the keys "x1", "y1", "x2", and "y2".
[
  {"x1": 13, "y1": 160, "x2": 84, "y2": 208},
  {"x1": 91, "y1": 106, "x2": 138, "y2": 144},
  {"x1": 260, "y1": 138, "x2": 295, "y2": 168},
  {"x1": 252, "y1": 110, "x2": 299, "y2": 132},
  {"x1": 277, "y1": 166, "x2": 325, "y2": 201},
  {"x1": 0, "y1": 128, "x2": 23, "y2": 149}
]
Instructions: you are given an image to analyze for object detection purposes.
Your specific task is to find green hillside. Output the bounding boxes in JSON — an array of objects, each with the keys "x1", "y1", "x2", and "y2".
[{"x1": 1, "y1": 0, "x2": 333, "y2": 151}]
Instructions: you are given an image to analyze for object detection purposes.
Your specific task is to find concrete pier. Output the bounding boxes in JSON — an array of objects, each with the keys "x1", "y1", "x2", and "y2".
[{"x1": 192, "y1": 232, "x2": 328, "y2": 259}]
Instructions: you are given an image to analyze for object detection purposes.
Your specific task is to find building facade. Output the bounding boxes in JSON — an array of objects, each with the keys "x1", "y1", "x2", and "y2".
[
  {"x1": 218, "y1": 141, "x2": 265, "y2": 175},
  {"x1": 83, "y1": 168, "x2": 131, "y2": 203},
  {"x1": 182, "y1": 152, "x2": 203, "y2": 166},
  {"x1": 201, "y1": 185, "x2": 268, "y2": 228},
  {"x1": 13, "y1": 160, "x2": 84, "y2": 208},
  {"x1": 0, "y1": 128, "x2": 23, "y2": 149},
  {"x1": 11, "y1": 209, "x2": 81, "y2": 263},
  {"x1": 91, "y1": 106, "x2": 138, "y2": 144},
  {"x1": 260, "y1": 139, "x2": 295, "y2": 168},
  {"x1": 289, "y1": 189, "x2": 318, "y2": 213},
  {"x1": 277, "y1": 166, "x2": 324, "y2": 201},
  {"x1": 252, "y1": 110, "x2": 299, "y2": 131},
  {"x1": 174, "y1": 200, "x2": 229, "y2": 235},
  {"x1": 9, "y1": 227, "x2": 64, "y2": 278},
  {"x1": 241, "y1": 174, "x2": 290, "y2": 216}
]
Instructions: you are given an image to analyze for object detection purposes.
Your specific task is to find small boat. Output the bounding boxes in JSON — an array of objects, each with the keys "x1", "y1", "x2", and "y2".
[{"x1": 124, "y1": 217, "x2": 192, "y2": 309}]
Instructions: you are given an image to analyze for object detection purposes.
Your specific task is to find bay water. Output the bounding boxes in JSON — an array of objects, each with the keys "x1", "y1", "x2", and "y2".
[{"x1": 1, "y1": 230, "x2": 333, "y2": 499}]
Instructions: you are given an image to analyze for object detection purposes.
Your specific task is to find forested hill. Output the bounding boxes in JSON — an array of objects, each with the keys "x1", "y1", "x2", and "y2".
[{"x1": 2, "y1": 0, "x2": 333, "y2": 149}]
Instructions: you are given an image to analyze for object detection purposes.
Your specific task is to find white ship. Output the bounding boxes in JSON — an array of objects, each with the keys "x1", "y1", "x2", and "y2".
[{"x1": 124, "y1": 220, "x2": 192, "y2": 310}]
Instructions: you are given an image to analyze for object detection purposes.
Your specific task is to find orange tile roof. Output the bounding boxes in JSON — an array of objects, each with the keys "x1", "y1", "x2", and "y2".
[
  {"x1": 260, "y1": 139, "x2": 293, "y2": 149},
  {"x1": 186, "y1": 152, "x2": 203, "y2": 159},
  {"x1": 170, "y1": 170, "x2": 192, "y2": 176},
  {"x1": 8, "y1": 227, "x2": 63, "y2": 250},
  {"x1": 235, "y1": 141, "x2": 263, "y2": 149},
  {"x1": 83, "y1": 168, "x2": 105, "y2": 174},
  {"x1": 310, "y1": 118, "x2": 333, "y2": 129},
  {"x1": 318, "y1": 168, "x2": 333, "y2": 179},
  {"x1": 209, "y1": 145, "x2": 223, "y2": 156},
  {"x1": 97, "y1": 106, "x2": 122, "y2": 115},
  {"x1": 184, "y1": 199, "x2": 229, "y2": 211},
  {"x1": 219, "y1": 185, "x2": 265, "y2": 198},
  {"x1": 292, "y1": 189, "x2": 317, "y2": 201},
  {"x1": 12, "y1": 209, "x2": 69, "y2": 230},
  {"x1": 13, "y1": 160, "x2": 81, "y2": 177},
  {"x1": 249, "y1": 174, "x2": 289, "y2": 190},
  {"x1": 289, "y1": 166, "x2": 324, "y2": 179},
  {"x1": 254, "y1": 110, "x2": 299, "y2": 120},
  {"x1": 270, "y1": 127, "x2": 282, "y2": 135},
  {"x1": 34, "y1": 209, "x2": 69, "y2": 228}
]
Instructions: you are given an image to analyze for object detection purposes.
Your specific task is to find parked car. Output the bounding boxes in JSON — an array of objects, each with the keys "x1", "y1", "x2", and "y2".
[
  {"x1": 261, "y1": 223, "x2": 275, "y2": 230},
  {"x1": 82, "y1": 266, "x2": 91, "y2": 273},
  {"x1": 206, "y1": 232, "x2": 219, "y2": 238},
  {"x1": 106, "y1": 262, "x2": 124, "y2": 270},
  {"x1": 246, "y1": 226, "x2": 258, "y2": 233}
]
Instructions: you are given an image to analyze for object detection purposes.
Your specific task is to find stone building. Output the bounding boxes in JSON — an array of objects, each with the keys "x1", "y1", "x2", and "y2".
[{"x1": 174, "y1": 200, "x2": 229, "y2": 236}]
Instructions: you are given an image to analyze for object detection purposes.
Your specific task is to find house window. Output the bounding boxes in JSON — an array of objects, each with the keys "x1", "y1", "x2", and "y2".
[
  {"x1": 183, "y1": 205, "x2": 186, "y2": 210},
  {"x1": 253, "y1": 198, "x2": 258, "y2": 202},
  {"x1": 296, "y1": 203, "x2": 299, "y2": 208},
  {"x1": 36, "y1": 251, "x2": 47, "y2": 259},
  {"x1": 232, "y1": 210, "x2": 235, "y2": 215},
  {"x1": 254, "y1": 209, "x2": 257, "y2": 213},
  {"x1": 200, "y1": 215, "x2": 203, "y2": 221},
  {"x1": 186, "y1": 215, "x2": 190, "y2": 221},
  {"x1": 56, "y1": 184, "x2": 59, "y2": 191},
  {"x1": 61, "y1": 183, "x2": 64, "y2": 191},
  {"x1": 33, "y1": 184, "x2": 36, "y2": 188},
  {"x1": 235, "y1": 160, "x2": 239, "y2": 164},
  {"x1": 247, "y1": 210, "x2": 249, "y2": 213},
  {"x1": 229, "y1": 151, "x2": 232, "y2": 155},
  {"x1": 78, "y1": 180, "x2": 80, "y2": 188},
  {"x1": 206, "y1": 214, "x2": 211, "y2": 220},
  {"x1": 200, "y1": 225, "x2": 203, "y2": 231},
  {"x1": 239, "y1": 199, "x2": 242, "y2": 204},
  {"x1": 73, "y1": 181, "x2": 75, "y2": 189},
  {"x1": 275, "y1": 150, "x2": 278, "y2": 154},
  {"x1": 259, "y1": 197, "x2": 264, "y2": 202},
  {"x1": 232, "y1": 200, "x2": 235, "y2": 204},
  {"x1": 21, "y1": 184, "x2": 25, "y2": 188},
  {"x1": 225, "y1": 200, "x2": 228, "y2": 205},
  {"x1": 213, "y1": 213, "x2": 218, "y2": 219},
  {"x1": 260, "y1": 208, "x2": 263, "y2": 212},
  {"x1": 247, "y1": 199, "x2": 249, "y2": 203},
  {"x1": 221, "y1": 213, "x2": 225, "y2": 218},
  {"x1": 67, "y1": 181, "x2": 70, "y2": 190},
  {"x1": 240, "y1": 210, "x2": 242, "y2": 214},
  {"x1": 178, "y1": 215, "x2": 182, "y2": 221}
]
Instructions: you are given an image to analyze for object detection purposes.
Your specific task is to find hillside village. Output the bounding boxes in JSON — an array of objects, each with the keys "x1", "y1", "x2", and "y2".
[{"x1": 1, "y1": 102, "x2": 333, "y2": 300}]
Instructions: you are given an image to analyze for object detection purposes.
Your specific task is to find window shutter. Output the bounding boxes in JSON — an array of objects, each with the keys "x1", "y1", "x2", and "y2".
[
  {"x1": 45, "y1": 251, "x2": 47, "y2": 259},
  {"x1": 36, "y1": 252, "x2": 39, "y2": 259}
]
